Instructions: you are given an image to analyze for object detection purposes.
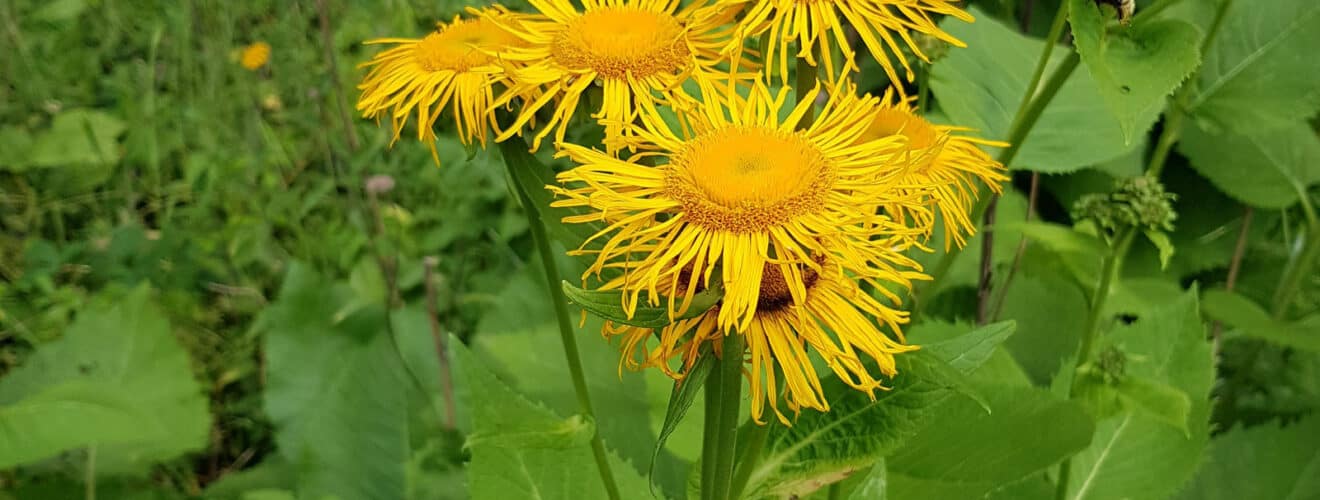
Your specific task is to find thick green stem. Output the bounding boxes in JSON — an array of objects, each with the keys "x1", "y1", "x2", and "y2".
[
  {"x1": 1055, "y1": 228, "x2": 1137, "y2": 500},
  {"x1": 1013, "y1": 3, "x2": 1070, "y2": 131},
  {"x1": 917, "y1": 61, "x2": 932, "y2": 114},
  {"x1": 727, "y1": 418, "x2": 772, "y2": 500},
  {"x1": 703, "y1": 333, "x2": 746, "y2": 500},
  {"x1": 511, "y1": 162, "x2": 621, "y2": 500},
  {"x1": 1074, "y1": 229, "x2": 1137, "y2": 375}
]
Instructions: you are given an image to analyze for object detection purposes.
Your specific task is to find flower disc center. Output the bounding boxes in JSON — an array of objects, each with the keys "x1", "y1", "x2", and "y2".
[{"x1": 551, "y1": 7, "x2": 690, "y2": 79}]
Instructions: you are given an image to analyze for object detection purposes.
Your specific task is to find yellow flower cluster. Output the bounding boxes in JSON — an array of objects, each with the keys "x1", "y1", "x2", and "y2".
[{"x1": 357, "y1": 0, "x2": 1005, "y2": 424}]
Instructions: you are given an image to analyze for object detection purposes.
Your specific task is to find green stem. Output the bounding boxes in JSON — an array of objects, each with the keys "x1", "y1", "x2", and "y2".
[
  {"x1": 85, "y1": 446, "x2": 96, "y2": 500},
  {"x1": 915, "y1": 53, "x2": 1081, "y2": 308},
  {"x1": 1055, "y1": 228, "x2": 1137, "y2": 500},
  {"x1": 1271, "y1": 224, "x2": 1320, "y2": 320},
  {"x1": 1074, "y1": 228, "x2": 1137, "y2": 374},
  {"x1": 917, "y1": 61, "x2": 932, "y2": 114},
  {"x1": 511, "y1": 162, "x2": 621, "y2": 500},
  {"x1": 1149, "y1": 0, "x2": 1236, "y2": 178},
  {"x1": 703, "y1": 333, "x2": 746, "y2": 500},
  {"x1": 1012, "y1": 3, "x2": 1070, "y2": 132},
  {"x1": 727, "y1": 418, "x2": 772, "y2": 500}
]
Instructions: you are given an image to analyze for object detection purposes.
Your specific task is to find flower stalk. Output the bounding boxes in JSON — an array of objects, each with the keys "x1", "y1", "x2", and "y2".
[{"x1": 506, "y1": 151, "x2": 621, "y2": 500}]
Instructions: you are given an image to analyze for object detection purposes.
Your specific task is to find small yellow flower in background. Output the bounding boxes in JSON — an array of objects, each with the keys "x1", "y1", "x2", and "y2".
[
  {"x1": 357, "y1": 6, "x2": 531, "y2": 163},
  {"x1": 489, "y1": 0, "x2": 754, "y2": 152},
  {"x1": 550, "y1": 78, "x2": 929, "y2": 337},
  {"x1": 723, "y1": 0, "x2": 972, "y2": 87},
  {"x1": 608, "y1": 260, "x2": 917, "y2": 425},
  {"x1": 860, "y1": 90, "x2": 1007, "y2": 248},
  {"x1": 240, "y1": 41, "x2": 271, "y2": 70}
]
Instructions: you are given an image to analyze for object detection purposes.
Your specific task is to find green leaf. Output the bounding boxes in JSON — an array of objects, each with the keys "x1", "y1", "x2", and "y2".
[
  {"x1": 0, "y1": 286, "x2": 210, "y2": 473},
  {"x1": 1201, "y1": 289, "x2": 1320, "y2": 352},
  {"x1": 452, "y1": 337, "x2": 655, "y2": 500},
  {"x1": 0, "y1": 125, "x2": 33, "y2": 171},
  {"x1": 28, "y1": 108, "x2": 126, "y2": 167},
  {"x1": 744, "y1": 324, "x2": 1011, "y2": 497},
  {"x1": 259, "y1": 264, "x2": 409, "y2": 500},
  {"x1": 930, "y1": 6, "x2": 1155, "y2": 172},
  {"x1": 561, "y1": 280, "x2": 721, "y2": 328},
  {"x1": 497, "y1": 138, "x2": 602, "y2": 253},
  {"x1": 1179, "y1": 120, "x2": 1320, "y2": 209},
  {"x1": 907, "y1": 321, "x2": 1032, "y2": 386},
  {"x1": 1005, "y1": 221, "x2": 1108, "y2": 257},
  {"x1": 1189, "y1": 0, "x2": 1320, "y2": 134},
  {"x1": 916, "y1": 321, "x2": 1016, "y2": 375},
  {"x1": 885, "y1": 386, "x2": 1096, "y2": 500},
  {"x1": 473, "y1": 267, "x2": 687, "y2": 496},
  {"x1": 1114, "y1": 377, "x2": 1192, "y2": 434},
  {"x1": 650, "y1": 347, "x2": 713, "y2": 483},
  {"x1": 1175, "y1": 416, "x2": 1320, "y2": 500},
  {"x1": 1144, "y1": 230, "x2": 1175, "y2": 270},
  {"x1": 1068, "y1": 0, "x2": 1201, "y2": 142},
  {"x1": 1064, "y1": 289, "x2": 1214, "y2": 500},
  {"x1": 998, "y1": 273, "x2": 1089, "y2": 385}
]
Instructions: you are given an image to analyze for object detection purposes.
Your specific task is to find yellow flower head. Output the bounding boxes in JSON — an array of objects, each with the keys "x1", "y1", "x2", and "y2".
[
  {"x1": 725, "y1": 0, "x2": 972, "y2": 87},
  {"x1": 550, "y1": 78, "x2": 930, "y2": 335},
  {"x1": 240, "y1": 41, "x2": 271, "y2": 70},
  {"x1": 490, "y1": 0, "x2": 752, "y2": 152},
  {"x1": 860, "y1": 90, "x2": 1008, "y2": 248},
  {"x1": 357, "y1": 6, "x2": 530, "y2": 163},
  {"x1": 608, "y1": 259, "x2": 917, "y2": 425}
]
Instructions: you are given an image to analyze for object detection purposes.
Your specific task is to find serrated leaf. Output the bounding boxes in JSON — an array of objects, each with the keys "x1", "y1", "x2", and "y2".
[
  {"x1": 886, "y1": 386, "x2": 1095, "y2": 500},
  {"x1": 1174, "y1": 416, "x2": 1320, "y2": 500},
  {"x1": 743, "y1": 324, "x2": 1011, "y2": 497},
  {"x1": 0, "y1": 286, "x2": 210, "y2": 473},
  {"x1": 1064, "y1": 289, "x2": 1213, "y2": 500},
  {"x1": 650, "y1": 347, "x2": 713, "y2": 484},
  {"x1": 930, "y1": 6, "x2": 1154, "y2": 172},
  {"x1": 452, "y1": 337, "x2": 656, "y2": 500},
  {"x1": 1179, "y1": 120, "x2": 1320, "y2": 209},
  {"x1": 1201, "y1": 289, "x2": 1320, "y2": 352},
  {"x1": 1189, "y1": 0, "x2": 1320, "y2": 134},
  {"x1": 1144, "y1": 230, "x2": 1175, "y2": 270},
  {"x1": 561, "y1": 280, "x2": 721, "y2": 328},
  {"x1": 259, "y1": 264, "x2": 409, "y2": 500},
  {"x1": 1069, "y1": 0, "x2": 1201, "y2": 142}
]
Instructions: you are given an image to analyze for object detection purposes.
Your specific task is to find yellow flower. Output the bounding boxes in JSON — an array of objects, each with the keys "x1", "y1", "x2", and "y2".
[
  {"x1": 860, "y1": 90, "x2": 1007, "y2": 248},
  {"x1": 489, "y1": 0, "x2": 751, "y2": 152},
  {"x1": 608, "y1": 260, "x2": 917, "y2": 425},
  {"x1": 240, "y1": 42, "x2": 271, "y2": 70},
  {"x1": 550, "y1": 78, "x2": 929, "y2": 335},
  {"x1": 356, "y1": 6, "x2": 530, "y2": 163},
  {"x1": 725, "y1": 0, "x2": 972, "y2": 87}
]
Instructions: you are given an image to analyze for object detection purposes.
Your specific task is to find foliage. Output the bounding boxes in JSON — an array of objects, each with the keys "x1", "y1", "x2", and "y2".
[{"x1": 2, "y1": 0, "x2": 1319, "y2": 498}]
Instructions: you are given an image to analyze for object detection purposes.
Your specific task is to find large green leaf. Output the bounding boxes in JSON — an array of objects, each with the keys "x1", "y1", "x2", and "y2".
[
  {"x1": 1201, "y1": 289, "x2": 1320, "y2": 352},
  {"x1": 885, "y1": 386, "x2": 1095, "y2": 499},
  {"x1": 27, "y1": 108, "x2": 126, "y2": 167},
  {"x1": 1063, "y1": 289, "x2": 1214, "y2": 500},
  {"x1": 930, "y1": 7, "x2": 1154, "y2": 172},
  {"x1": 1175, "y1": 416, "x2": 1320, "y2": 500},
  {"x1": 259, "y1": 264, "x2": 409, "y2": 500},
  {"x1": 1179, "y1": 120, "x2": 1320, "y2": 209},
  {"x1": 1068, "y1": 0, "x2": 1201, "y2": 142},
  {"x1": 452, "y1": 337, "x2": 654, "y2": 500},
  {"x1": 742, "y1": 322, "x2": 1014, "y2": 497},
  {"x1": 1188, "y1": 0, "x2": 1320, "y2": 134},
  {"x1": 0, "y1": 286, "x2": 209, "y2": 473},
  {"x1": 999, "y1": 273, "x2": 1089, "y2": 384}
]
